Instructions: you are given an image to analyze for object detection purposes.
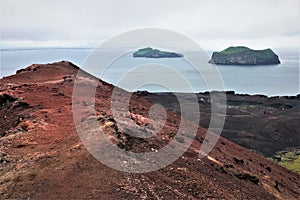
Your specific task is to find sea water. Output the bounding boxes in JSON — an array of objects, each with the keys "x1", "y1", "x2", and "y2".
[{"x1": 1, "y1": 48, "x2": 299, "y2": 96}]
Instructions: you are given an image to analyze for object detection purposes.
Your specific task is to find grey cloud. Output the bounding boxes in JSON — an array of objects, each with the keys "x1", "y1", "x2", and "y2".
[{"x1": 0, "y1": 0, "x2": 299, "y2": 48}]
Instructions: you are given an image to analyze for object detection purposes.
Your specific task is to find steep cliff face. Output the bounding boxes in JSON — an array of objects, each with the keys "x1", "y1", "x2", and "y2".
[{"x1": 209, "y1": 46, "x2": 280, "y2": 65}]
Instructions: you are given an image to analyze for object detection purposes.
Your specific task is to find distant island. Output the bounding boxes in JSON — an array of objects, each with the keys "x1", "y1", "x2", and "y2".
[
  {"x1": 133, "y1": 47, "x2": 183, "y2": 58},
  {"x1": 209, "y1": 46, "x2": 280, "y2": 65}
]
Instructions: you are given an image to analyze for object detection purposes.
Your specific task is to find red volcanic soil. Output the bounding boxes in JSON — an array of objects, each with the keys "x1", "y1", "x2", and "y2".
[{"x1": 0, "y1": 61, "x2": 299, "y2": 199}]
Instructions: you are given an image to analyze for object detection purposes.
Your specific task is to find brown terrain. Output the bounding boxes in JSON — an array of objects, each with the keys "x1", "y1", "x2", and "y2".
[
  {"x1": 139, "y1": 91, "x2": 300, "y2": 158},
  {"x1": 0, "y1": 61, "x2": 299, "y2": 199}
]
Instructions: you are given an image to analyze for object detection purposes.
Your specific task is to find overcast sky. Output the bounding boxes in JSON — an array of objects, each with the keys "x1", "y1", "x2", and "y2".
[{"x1": 0, "y1": 0, "x2": 299, "y2": 50}]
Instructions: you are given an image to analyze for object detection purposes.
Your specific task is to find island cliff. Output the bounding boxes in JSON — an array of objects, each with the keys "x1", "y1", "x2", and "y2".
[
  {"x1": 0, "y1": 61, "x2": 299, "y2": 199},
  {"x1": 209, "y1": 46, "x2": 280, "y2": 65},
  {"x1": 133, "y1": 47, "x2": 183, "y2": 58}
]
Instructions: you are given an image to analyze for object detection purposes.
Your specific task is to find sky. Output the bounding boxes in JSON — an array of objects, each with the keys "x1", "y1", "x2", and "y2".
[{"x1": 0, "y1": 0, "x2": 299, "y2": 50}]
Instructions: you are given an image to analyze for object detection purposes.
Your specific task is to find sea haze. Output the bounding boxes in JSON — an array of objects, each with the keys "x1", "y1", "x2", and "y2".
[{"x1": 0, "y1": 48, "x2": 299, "y2": 96}]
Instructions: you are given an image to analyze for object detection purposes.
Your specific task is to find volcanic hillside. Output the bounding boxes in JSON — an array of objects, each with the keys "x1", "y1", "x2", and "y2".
[{"x1": 0, "y1": 61, "x2": 299, "y2": 199}]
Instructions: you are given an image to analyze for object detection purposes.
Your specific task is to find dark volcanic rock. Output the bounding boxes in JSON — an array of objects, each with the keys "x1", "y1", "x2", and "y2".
[
  {"x1": 0, "y1": 62, "x2": 299, "y2": 199},
  {"x1": 141, "y1": 91, "x2": 300, "y2": 158},
  {"x1": 0, "y1": 94, "x2": 17, "y2": 106},
  {"x1": 235, "y1": 173, "x2": 259, "y2": 184},
  {"x1": 209, "y1": 46, "x2": 280, "y2": 65},
  {"x1": 0, "y1": 94, "x2": 32, "y2": 136}
]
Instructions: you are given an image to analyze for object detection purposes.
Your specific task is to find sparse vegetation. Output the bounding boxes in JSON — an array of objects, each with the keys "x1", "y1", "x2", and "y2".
[
  {"x1": 209, "y1": 46, "x2": 280, "y2": 65},
  {"x1": 220, "y1": 46, "x2": 276, "y2": 59},
  {"x1": 271, "y1": 147, "x2": 300, "y2": 174},
  {"x1": 133, "y1": 47, "x2": 183, "y2": 58}
]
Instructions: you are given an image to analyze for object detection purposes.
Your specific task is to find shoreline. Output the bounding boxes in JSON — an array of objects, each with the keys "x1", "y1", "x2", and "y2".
[
  {"x1": 135, "y1": 90, "x2": 300, "y2": 99},
  {"x1": 137, "y1": 89, "x2": 300, "y2": 158},
  {"x1": 0, "y1": 61, "x2": 299, "y2": 198}
]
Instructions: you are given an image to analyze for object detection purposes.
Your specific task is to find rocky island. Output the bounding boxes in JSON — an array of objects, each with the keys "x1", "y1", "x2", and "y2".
[
  {"x1": 209, "y1": 46, "x2": 280, "y2": 65},
  {"x1": 133, "y1": 47, "x2": 183, "y2": 58},
  {"x1": 0, "y1": 61, "x2": 299, "y2": 199}
]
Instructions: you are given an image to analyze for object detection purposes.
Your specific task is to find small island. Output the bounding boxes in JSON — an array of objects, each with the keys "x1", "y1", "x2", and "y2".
[
  {"x1": 133, "y1": 47, "x2": 183, "y2": 58},
  {"x1": 209, "y1": 46, "x2": 280, "y2": 65}
]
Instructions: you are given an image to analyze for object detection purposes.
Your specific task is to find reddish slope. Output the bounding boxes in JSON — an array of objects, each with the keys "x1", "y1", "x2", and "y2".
[{"x1": 0, "y1": 61, "x2": 299, "y2": 199}]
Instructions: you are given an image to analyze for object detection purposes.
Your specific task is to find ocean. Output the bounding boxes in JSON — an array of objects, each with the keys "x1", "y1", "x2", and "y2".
[{"x1": 1, "y1": 48, "x2": 299, "y2": 96}]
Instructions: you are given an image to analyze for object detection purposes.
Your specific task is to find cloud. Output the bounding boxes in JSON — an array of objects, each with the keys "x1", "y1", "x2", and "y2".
[{"x1": 0, "y1": 0, "x2": 299, "y2": 49}]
